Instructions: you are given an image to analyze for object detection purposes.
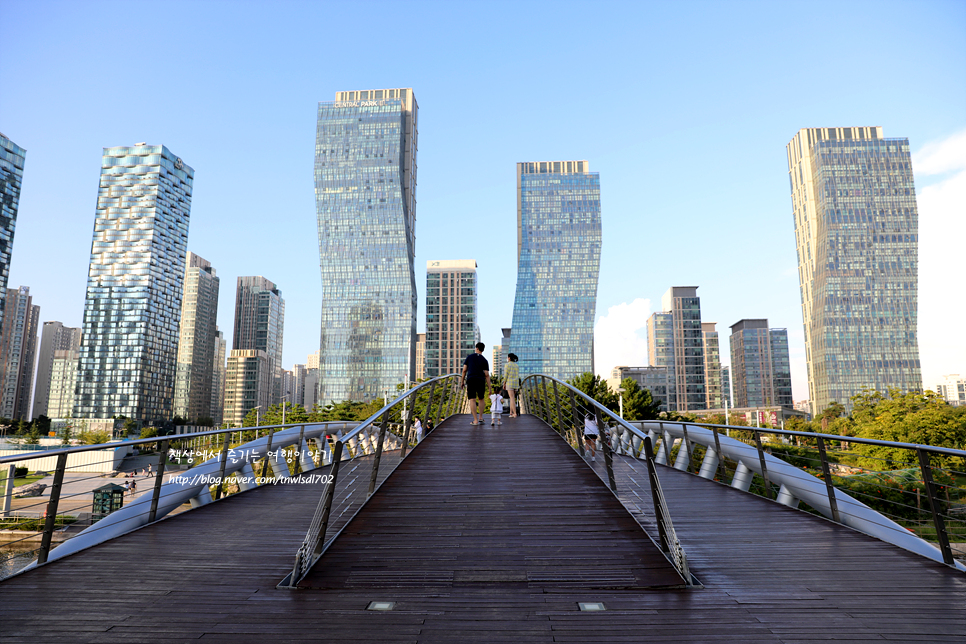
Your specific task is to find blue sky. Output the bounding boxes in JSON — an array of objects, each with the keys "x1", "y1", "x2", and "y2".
[{"x1": 2, "y1": 0, "x2": 964, "y2": 401}]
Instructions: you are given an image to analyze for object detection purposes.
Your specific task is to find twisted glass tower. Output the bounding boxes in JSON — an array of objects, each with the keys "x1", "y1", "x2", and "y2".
[
  {"x1": 510, "y1": 161, "x2": 601, "y2": 380},
  {"x1": 315, "y1": 88, "x2": 418, "y2": 402}
]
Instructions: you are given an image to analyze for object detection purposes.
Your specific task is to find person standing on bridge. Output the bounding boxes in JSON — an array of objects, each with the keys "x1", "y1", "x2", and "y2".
[
  {"x1": 503, "y1": 353, "x2": 520, "y2": 417},
  {"x1": 584, "y1": 414, "x2": 600, "y2": 462},
  {"x1": 460, "y1": 342, "x2": 491, "y2": 426}
]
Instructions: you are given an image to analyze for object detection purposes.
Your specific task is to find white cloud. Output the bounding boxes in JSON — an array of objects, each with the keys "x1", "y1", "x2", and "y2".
[
  {"x1": 594, "y1": 298, "x2": 651, "y2": 379},
  {"x1": 915, "y1": 130, "x2": 966, "y2": 389}
]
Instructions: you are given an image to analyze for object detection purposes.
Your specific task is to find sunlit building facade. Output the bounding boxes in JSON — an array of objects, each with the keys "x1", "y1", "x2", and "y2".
[
  {"x1": 729, "y1": 319, "x2": 793, "y2": 409},
  {"x1": 74, "y1": 144, "x2": 192, "y2": 423},
  {"x1": 510, "y1": 160, "x2": 601, "y2": 380},
  {"x1": 232, "y1": 276, "x2": 284, "y2": 406},
  {"x1": 425, "y1": 260, "x2": 477, "y2": 378},
  {"x1": 0, "y1": 286, "x2": 40, "y2": 420},
  {"x1": 647, "y1": 287, "x2": 706, "y2": 412},
  {"x1": 174, "y1": 252, "x2": 220, "y2": 423},
  {"x1": 702, "y1": 322, "x2": 723, "y2": 409},
  {"x1": 788, "y1": 127, "x2": 922, "y2": 414},
  {"x1": 0, "y1": 134, "x2": 25, "y2": 331},
  {"x1": 315, "y1": 88, "x2": 418, "y2": 402},
  {"x1": 32, "y1": 322, "x2": 82, "y2": 419}
]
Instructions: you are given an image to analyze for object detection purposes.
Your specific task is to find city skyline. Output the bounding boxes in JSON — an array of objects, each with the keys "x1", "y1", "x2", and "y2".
[{"x1": 2, "y1": 2, "x2": 963, "y2": 409}]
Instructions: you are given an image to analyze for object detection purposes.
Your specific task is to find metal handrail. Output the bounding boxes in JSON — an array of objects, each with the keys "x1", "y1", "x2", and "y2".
[
  {"x1": 625, "y1": 419, "x2": 966, "y2": 572},
  {"x1": 520, "y1": 374, "x2": 693, "y2": 585},
  {"x1": 281, "y1": 374, "x2": 461, "y2": 588}
]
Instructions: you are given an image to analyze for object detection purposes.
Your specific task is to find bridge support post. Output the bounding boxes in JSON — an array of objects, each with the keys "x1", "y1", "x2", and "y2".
[
  {"x1": 698, "y1": 447, "x2": 718, "y2": 480},
  {"x1": 731, "y1": 461, "x2": 753, "y2": 491},
  {"x1": 552, "y1": 380, "x2": 565, "y2": 435},
  {"x1": 401, "y1": 391, "x2": 415, "y2": 457},
  {"x1": 642, "y1": 436, "x2": 669, "y2": 553},
  {"x1": 753, "y1": 431, "x2": 773, "y2": 499},
  {"x1": 261, "y1": 427, "x2": 276, "y2": 479},
  {"x1": 148, "y1": 439, "x2": 170, "y2": 522},
  {"x1": 679, "y1": 426, "x2": 695, "y2": 472},
  {"x1": 712, "y1": 428, "x2": 728, "y2": 482},
  {"x1": 816, "y1": 437, "x2": 841, "y2": 523},
  {"x1": 569, "y1": 389, "x2": 585, "y2": 457},
  {"x1": 236, "y1": 463, "x2": 258, "y2": 491},
  {"x1": 917, "y1": 448, "x2": 955, "y2": 566},
  {"x1": 776, "y1": 484, "x2": 799, "y2": 508},
  {"x1": 37, "y1": 452, "x2": 68, "y2": 565},
  {"x1": 423, "y1": 381, "x2": 438, "y2": 431},
  {"x1": 595, "y1": 407, "x2": 617, "y2": 493},
  {"x1": 299, "y1": 437, "x2": 315, "y2": 473},
  {"x1": 190, "y1": 484, "x2": 213, "y2": 508},
  {"x1": 368, "y1": 410, "x2": 390, "y2": 497},
  {"x1": 214, "y1": 434, "x2": 231, "y2": 500}
]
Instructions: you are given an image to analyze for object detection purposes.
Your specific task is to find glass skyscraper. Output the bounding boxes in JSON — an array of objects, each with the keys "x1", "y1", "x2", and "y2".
[
  {"x1": 728, "y1": 319, "x2": 793, "y2": 409},
  {"x1": 0, "y1": 133, "x2": 26, "y2": 330},
  {"x1": 315, "y1": 88, "x2": 418, "y2": 402},
  {"x1": 231, "y1": 276, "x2": 284, "y2": 407},
  {"x1": 787, "y1": 127, "x2": 921, "y2": 414},
  {"x1": 647, "y1": 287, "x2": 706, "y2": 413},
  {"x1": 510, "y1": 161, "x2": 601, "y2": 380},
  {"x1": 425, "y1": 260, "x2": 477, "y2": 378},
  {"x1": 74, "y1": 144, "x2": 193, "y2": 423},
  {"x1": 173, "y1": 252, "x2": 220, "y2": 422}
]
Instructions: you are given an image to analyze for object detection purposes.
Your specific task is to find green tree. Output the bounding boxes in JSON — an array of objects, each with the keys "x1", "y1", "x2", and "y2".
[
  {"x1": 261, "y1": 402, "x2": 309, "y2": 426},
  {"x1": 24, "y1": 423, "x2": 41, "y2": 445},
  {"x1": 616, "y1": 378, "x2": 661, "y2": 421},
  {"x1": 34, "y1": 414, "x2": 52, "y2": 434},
  {"x1": 566, "y1": 372, "x2": 618, "y2": 412}
]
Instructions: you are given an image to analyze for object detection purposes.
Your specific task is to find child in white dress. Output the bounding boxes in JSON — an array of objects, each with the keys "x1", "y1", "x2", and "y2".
[{"x1": 489, "y1": 387, "x2": 504, "y2": 426}]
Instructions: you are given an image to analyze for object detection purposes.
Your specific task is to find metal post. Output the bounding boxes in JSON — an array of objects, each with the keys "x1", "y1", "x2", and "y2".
[
  {"x1": 681, "y1": 425, "x2": 695, "y2": 473},
  {"x1": 538, "y1": 376, "x2": 549, "y2": 423},
  {"x1": 2, "y1": 463, "x2": 14, "y2": 518},
  {"x1": 434, "y1": 381, "x2": 447, "y2": 428},
  {"x1": 569, "y1": 389, "x2": 585, "y2": 457},
  {"x1": 148, "y1": 439, "x2": 170, "y2": 523},
  {"x1": 711, "y1": 428, "x2": 728, "y2": 482},
  {"x1": 551, "y1": 380, "x2": 564, "y2": 435},
  {"x1": 423, "y1": 380, "x2": 438, "y2": 429},
  {"x1": 752, "y1": 430, "x2": 773, "y2": 499},
  {"x1": 214, "y1": 433, "x2": 231, "y2": 500},
  {"x1": 917, "y1": 448, "x2": 954, "y2": 566},
  {"x1": 642, "y1": 436, "x2": 669, "y2": 553},
  {"x1": 400, "y1": 391, "x2": 415, "y2": 457},
  {"x1": 815, "y1": 437, "x2": 841, "y2": 523},
  {"x1": 37, "y1": 452, "x2": 68, "y2": 565},
  {"x1": 368, "y1": 410, "x2": 391, "y2": 497},
  {"x1": 292, "y1": 425, "x2": 307, "y2": 475},
  {"x1": 595, "y1": 407, "x2": 617, "y2": 493},
  {"x1": 261, "y1": 427, "x2": 276, "y2": 479}
]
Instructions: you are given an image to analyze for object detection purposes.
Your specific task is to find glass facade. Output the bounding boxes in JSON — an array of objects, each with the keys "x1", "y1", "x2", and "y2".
[
  {"x1": 0, "y1": 134, "x2": 26, "y2": 330},
  {"x1": 0, "y1": 286, "x2": 40, "y2": 420},
  {"x1": 728, "y1": 319, "x2": 793, "y2": 408},
  {"x1": 74, "y1": 144, "x2": 193, "y2": 423},
  {"x1": 425, "y1": 260, "x2": 477, "y2": 377},
  {"x1": 315, "y1": 88, "x2": 418, "y2": 403},
  {"x1": 231, "y1": 276, "x2": 284, "y2": 410},
  {"x1": 647, "y1": 287, "x2": 706, "y2": 412},
  {"x1": 32, "y1": 322, "x2": 81, "y2": 419},
  {"x1": 174, "y1": 253, "x2": 220, "y2": 422},
  {"x1": 702, "y1": 322, "x2": 723, "y2": 409},
  {"x1": 510, "y1": 161, "x2": 601, "y2": 380},
  {"x1": 788, "y1": 127, "x2": 922, "y2": 413}
]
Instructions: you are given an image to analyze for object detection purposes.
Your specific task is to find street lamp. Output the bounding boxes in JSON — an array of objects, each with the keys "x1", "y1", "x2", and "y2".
[
  {"x1": 617, "y1": 387, "x2": 626, "y2": 419},
  {"x1": 281, "y1": 395, "x2": 290, "y2": 426},
  {"x1": 252, "y1": 405, "x2": 262, "y2": 428}
]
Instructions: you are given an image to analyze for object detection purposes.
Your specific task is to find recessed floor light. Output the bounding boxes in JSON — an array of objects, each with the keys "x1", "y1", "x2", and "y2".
[
  {"x1": 367, "y1": 601, "x2": 395, "y2": 611},
  {"x1": 578, "y1": 602, "x2": 606, "y2": 611}
]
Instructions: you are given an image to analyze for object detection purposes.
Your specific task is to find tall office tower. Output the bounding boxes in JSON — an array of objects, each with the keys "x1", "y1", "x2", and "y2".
[
  {"x1": 32, "y1": 322, "x2": 81, "y2": 418},
  {"x1": 647, "y1": 287, "x2": 706, "y2": 412},
  {"x1": 173, "y1": 252, "x2": 220, "y2": 422},
  {"x1": 74, "y1": 144, "x2": 192, "y2": 423},
  {"x1": 721, "y1": 366, "x2": 732, "y2": 408},
  {"x1": 292, "y1": 364, "x2": 307, "y2": 406},
  {"x1": 935, "y1": 375, "x2": 965, "y2": 406},
  {"x1": 510, "y1": 161, "x2": 601, "y2": 380},
  {"x1": 0, "y1": 286, "x2": 40, "y2": 419},
  {"x1": 210, "y1": 329, "x2": 226, "y2": 425},
  {"x1": 232, "y1": 276, "x2": 284, "y2": 405},
  {"x1": 414, "y1": 334, "x2": 426, "y2": 380},
  {"x1": 315, "y1": 88, "x2": 418, "y2": 403},
  {"x1": 788, "y1": 127, "x2": 922, "y2": 414},
  {"x1": 491, "y1": 343, "x2": 504, "y2": 381},
  {"x1": 0, "y1": 134, "x2": 25, "y2": 330},
  {"x1": 47, "y1": 348, "x2": 80, "y2": 419},
  {"x1": 425, "y1": 260, "x2": 477, "y2": 377},
  {"x1": 729, "y1": 319, "x2": 793, "y2": 408},
  {"x1": 702, "y1": 322, "x2": 723, "y2": 409},
  {"x1": 223, "y1": 349, "x2": 269, "y2": 427}
]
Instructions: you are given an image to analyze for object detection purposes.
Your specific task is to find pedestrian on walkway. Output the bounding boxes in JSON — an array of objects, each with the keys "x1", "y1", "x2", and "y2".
[
  {"x1": 412, "y1": 415, "x2": 423, "y2": 441},
  {"x1": 130, "y1": 477, "x2": 137, "y2": 494},
  {"x1": 489, "y1": 386, "x2": 504, "y2": 426},
  {"x1": 460, "y1": 342, "x2": 490, "y2": 426},
  {"x1": 584, "y1": 414, "x2": 600, "y2": 462},
  {"x1": 503, "y1": 353, "x2": 520, "y2": 417}
]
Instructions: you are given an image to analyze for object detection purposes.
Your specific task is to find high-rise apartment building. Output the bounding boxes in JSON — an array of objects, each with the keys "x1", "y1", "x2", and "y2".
[
  {"x1": 32, "y1": 322, "x2": 82, "y2": 419},
  {"x1": 647, "y1": 287, "x2": 706, "y2": 413},
  {"x1": 47, "y1": 349, "x2": 79, "y2": 419},
  {"x1": 935, "y1": 375, "x2": 965, "y2": 407},
  {"x1": 315, "y1": 88, "x2": 418, "y2": 403},
  {"x1": 0, "y1": 286, "x2": 40, "y2": 420},
  {"x1": 702, "y1": 322, "x2": 723, "y2": 410},
  {"x1": 210, "y1": 328, "x2": 226, "y2": 426},
  {"x1": 721, "y1": 365, "x2": 732, "y2": 409},
  {"x1": 491, "y1": 343, "x2": 504, "y2": 381},
  {"x1": 174, "y1": 252, "x2": 220, "y2": 423},
  {"x1": 223, "y1": 349, "x2": 269, "y2": 427},
  {"x1": 425, "y1": 260, "x2": 477, "y2": 377},
  {"x1": 510, "y1": 161, "x2": 601, "y2": 380},
  {"x1": 74, "y1": 144, "x2": 192, "y2": 423},
  {"x1": 729, "y1": 319, "x2": 793, "y2": 409},
  {"x1": 232, "y1": 276, "x2": 284, "y2": 406},
  {"x1": 788, "y1": 127, "x2": 921, "y2": 414},
  {"x1": 0, "y1": 134, "x2": 25, "y2": 331},
  {"x1": 414, "y1": 334, "x2": 426, "y2": 380}
]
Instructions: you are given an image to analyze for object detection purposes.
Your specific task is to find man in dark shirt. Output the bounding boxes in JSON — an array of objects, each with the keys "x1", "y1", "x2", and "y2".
[{"x1": 460, "y1": 342, "x2": 490, "y2": 426}]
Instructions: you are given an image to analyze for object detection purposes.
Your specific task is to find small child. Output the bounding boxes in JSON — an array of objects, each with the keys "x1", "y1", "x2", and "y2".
[{"x1": 489, "y1": 386, "x2": 504, "y2": 426}]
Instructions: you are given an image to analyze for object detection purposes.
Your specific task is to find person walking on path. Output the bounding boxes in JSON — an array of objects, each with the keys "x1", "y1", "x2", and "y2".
[
  {"x1": 488, "y1": 386, "x2": 504, "y2": 426},
  {"x1": 460, "y1": 342, "x2": 491, "y2": 426},
  {"x1": 503, "y1": 353, "x2": 520, "y2": 417},
  {"x1": 584, "y1": 414, "x2": 600, "y2": 462},
  {"x1": 412, "y1": 415, "x2": 423, "y2": 442}
]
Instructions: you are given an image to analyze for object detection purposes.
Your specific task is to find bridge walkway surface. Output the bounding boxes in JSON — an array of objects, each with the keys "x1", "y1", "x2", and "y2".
[{"x1": 0, "y1": 414, "x2": 963, "y2": 642}]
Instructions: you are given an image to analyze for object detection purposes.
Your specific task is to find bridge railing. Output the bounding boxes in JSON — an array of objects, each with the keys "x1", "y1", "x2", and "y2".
[
  {"x1": 619, "y1": 419, "x2": 966, "y2": 571},
  {"x1": 520, "y1": 374, "x2": 693, "y2": 585},
  {"x1": 281, "y1": 374, "x2": 462, "y2": 588}
]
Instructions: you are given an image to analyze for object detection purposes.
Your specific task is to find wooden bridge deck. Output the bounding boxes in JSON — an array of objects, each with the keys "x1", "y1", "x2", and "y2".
[{"x1": 1, "y1": 414, "x2": 964, "y2": 643}]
